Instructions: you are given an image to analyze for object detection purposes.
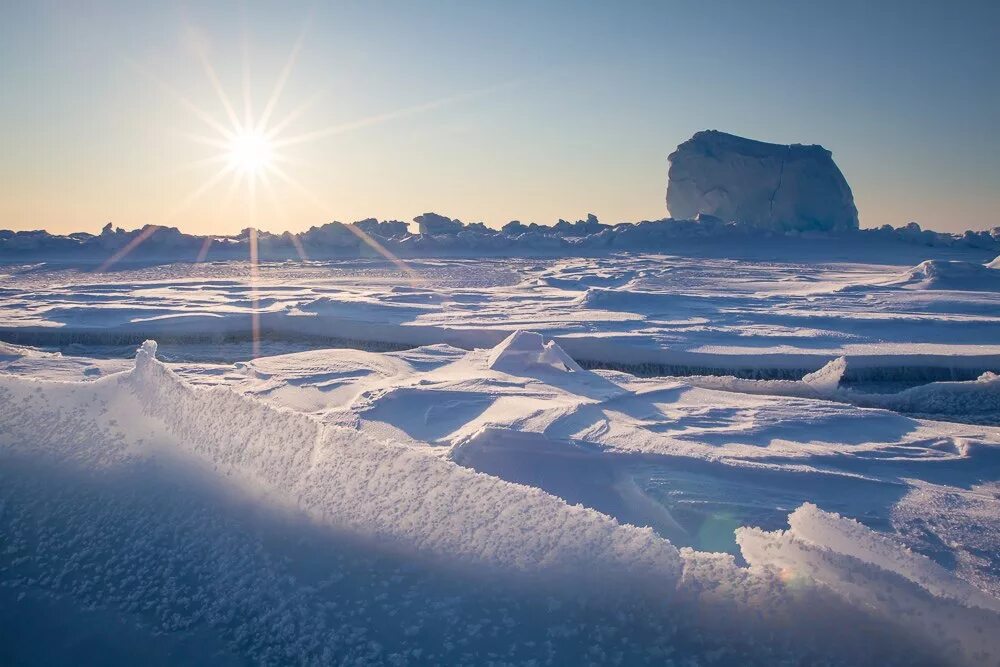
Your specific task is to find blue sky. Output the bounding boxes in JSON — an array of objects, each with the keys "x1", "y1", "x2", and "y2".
[{"x1": 1, "y1": 0, "x2": 997, "y2": 234}]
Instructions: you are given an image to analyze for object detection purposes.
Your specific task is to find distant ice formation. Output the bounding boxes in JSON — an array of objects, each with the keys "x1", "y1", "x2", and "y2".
[
  {"x1": 2, "y1": 128, "x2": 999, "y2": 262},
  {"x1": 667, "y1": 130, "x2": 859, "y2": 232}
]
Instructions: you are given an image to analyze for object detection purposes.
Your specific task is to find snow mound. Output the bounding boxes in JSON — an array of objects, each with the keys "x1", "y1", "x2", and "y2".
[
  {"x1": 801, "y1": 356, "x2": 847, "y2": 394},
  {"x1": 890, "y1": 259, "x2": 1000, "y2": 290},
  {"x1": 487, "y1": 331, "x2": 583, "y2": 374},
  {"x1": 667, "y1": 130, "x2": 859, "y2": 232},
  {"x1": 885, "y1": 371, "x2": 1000, "y2": 419},
  {"x1": 686, "y1": 365, "x2": 1000, "y2": 422}
]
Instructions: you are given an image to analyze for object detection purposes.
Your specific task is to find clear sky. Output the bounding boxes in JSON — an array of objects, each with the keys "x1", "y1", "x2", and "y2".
[{"x1": 1, "y1": 0, "x2": 998, "y2": 235}]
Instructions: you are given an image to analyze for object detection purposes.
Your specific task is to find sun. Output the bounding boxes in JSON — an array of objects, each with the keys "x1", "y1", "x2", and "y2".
[{"x1": 226, "y1": 131, "x2": 274, "y2": 174}]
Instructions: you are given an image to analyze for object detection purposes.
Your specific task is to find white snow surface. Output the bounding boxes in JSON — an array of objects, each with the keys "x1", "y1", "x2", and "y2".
[
  {"x1": 884, "y1": 258, "x2": 1000, "y2": 290},
  {"x1": 1, "y1": 251, "x2": 998, "y2": 382},
  {"x1": 1, "y1": 330, "x2": 999, "y2": 664},
  {"x1": 2, "y1": 251, "x2": 1000, "y2": 664}
]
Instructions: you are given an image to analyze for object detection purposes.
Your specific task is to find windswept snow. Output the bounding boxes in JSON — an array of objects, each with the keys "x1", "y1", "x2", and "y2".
[
  {"x1": 1, "y1": 252, "x2": 998, "y2": 383},
  {"x1": 2, "y1": 250, "x2": 1000, "y2": 665},
  {"x1": 885, "y1": 258, "x2": 1000, "y2": 290},
  {"x1": 2, "y1": 338, "x2": 999, "y2": 664}
]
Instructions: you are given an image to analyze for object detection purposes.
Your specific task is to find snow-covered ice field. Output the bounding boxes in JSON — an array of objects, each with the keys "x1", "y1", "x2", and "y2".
[
  {"x1": 2, "y1": 248, "x2": 999, "y2": 665},
  {"x1": 3, "y1": 248, "x2": 999, "y2": 378}
]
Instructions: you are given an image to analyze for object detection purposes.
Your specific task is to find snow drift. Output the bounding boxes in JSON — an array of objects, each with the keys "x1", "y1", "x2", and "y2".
[
  {"x1": 123, "y1": 341, "x2": 682, "y2": 585},
  {"x1": 686, "y1": 360, "x2": 1000, "y2": 423},
  {"x1": 2, "y1": 340, "x2": 1000, "y2": 663},
  {"x1": 667, "y1": 130, "x2": 859, "y2": 232},
  {"x1": 888, "y1": 258, "x2": 1000, "y2": 290},
  {"x1": 736, "y1": 505, "x2": 1000, "y2": 665}
]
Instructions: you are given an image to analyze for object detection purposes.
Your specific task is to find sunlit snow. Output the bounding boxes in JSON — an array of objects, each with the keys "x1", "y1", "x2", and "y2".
[{"x1": 1, "y1": 246, "x2": 998, "y2": 665}]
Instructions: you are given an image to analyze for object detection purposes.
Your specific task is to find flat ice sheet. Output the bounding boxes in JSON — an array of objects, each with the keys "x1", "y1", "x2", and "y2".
[{"x1": 1, "y1": 253, "x2": 998, "y2": 378}]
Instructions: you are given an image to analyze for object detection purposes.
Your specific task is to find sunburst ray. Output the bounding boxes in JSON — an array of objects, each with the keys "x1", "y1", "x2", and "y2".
[
  {"x1": 95, "y1": 224, "x2": 161, "y2": 273},
  {"x1": 123, "y1": 20, "x2": 516, "y2": 288},
  {"x1": 265, "y1": 163, "x2": 420, "y2": 283}
]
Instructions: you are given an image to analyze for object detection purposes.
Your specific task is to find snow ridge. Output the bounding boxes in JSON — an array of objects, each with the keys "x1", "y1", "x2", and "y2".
[
  {"x1": 2, "y1": 341, "x2": 1000, "y2": 663},
  {"x1": 737, "y1": 504, "x2": 1000, "y2": 665},
  {"x1": 128, "y1": 340, "x2": 683, "y2": 586},
  {"x1": 486, "y1": 331, "x2": 583, "y2": 374}
]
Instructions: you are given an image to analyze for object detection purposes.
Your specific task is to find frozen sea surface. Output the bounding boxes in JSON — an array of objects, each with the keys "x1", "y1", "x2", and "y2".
[
  {"x1": 1, "y1": 252, "x2": 999, "y2": 665},
  {"x1": 2, "y1": 253, "x2": 998, "y2": 379}
]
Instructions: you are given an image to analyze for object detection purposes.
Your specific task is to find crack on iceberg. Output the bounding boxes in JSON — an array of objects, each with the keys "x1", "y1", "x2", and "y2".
[{"x1": 768, "y1": 145, "x2": 790, "y2": 225}]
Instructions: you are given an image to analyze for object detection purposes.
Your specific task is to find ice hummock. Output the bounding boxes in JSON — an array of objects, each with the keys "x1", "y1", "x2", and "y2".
[
  {"x1": 666, "y1": 130, "x2": 859, "y2": 232},
  {"x1": 801, "y1": 356, "x2": 847, "y2": 394},
  {"x1": 487, "y1": 330, "x2": 583, "y2": 374},
  {"x1": 887, "y1": 258, "x2": 1000, "y2": 290}
]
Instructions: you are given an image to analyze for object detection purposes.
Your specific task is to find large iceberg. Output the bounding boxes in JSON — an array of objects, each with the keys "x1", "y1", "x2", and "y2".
[{"x1": 667, "y1": 130, "x2": 860, "y2": 232}]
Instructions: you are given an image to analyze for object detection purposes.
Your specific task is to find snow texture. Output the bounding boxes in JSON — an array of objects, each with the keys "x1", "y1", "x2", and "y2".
[
  {"x1": 3, "y1": 338, "x2": 1000, "y2": 664},
  {"x1": 736, "y1": 505, "x2": 1000, "y2": 666},
  {"x1": 667, "y1": 130, "x2": 859, "y2": 232},
  {"x1": 3, "y1": 247, "x2": 1000, "y2": 664},
  {"x1": 1, "y1": 254, "x2": 997, "y2": 384}
]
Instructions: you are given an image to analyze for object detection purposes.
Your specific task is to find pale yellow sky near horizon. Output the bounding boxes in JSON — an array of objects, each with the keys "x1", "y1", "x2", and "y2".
[{"x1": 2, "y1": 2, "x2": 998, "y2": 237}]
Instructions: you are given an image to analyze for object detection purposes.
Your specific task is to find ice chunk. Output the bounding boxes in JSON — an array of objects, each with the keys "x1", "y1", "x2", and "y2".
[
  {"x1": 787, "y1": 503, "x2": 1000, "y2": 613},
  {"x1": 118, "y1": 342, "x2": 682, "y2": 585},
  {"x1": 135, "y1": 339, "x2": 159, "y2": 371},
  {"x1": 737, "y1": 503, "x2": 1000, "y2": 666},
  {"x1": 667, "y1": 130, "x2": 859, "y2": 232},
  {"x1": 801, "y1": 356, "x2": 847, "y2": 394},
  {"x1": 486, "y1": 331, "x2": 583, "y2": 374}
]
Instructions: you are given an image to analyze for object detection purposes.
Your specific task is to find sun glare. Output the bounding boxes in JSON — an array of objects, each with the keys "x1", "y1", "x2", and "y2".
[
  {"x1": 227, "y1": 132, "x2": 273, "y2": 174},
  {"x1": 116, "y1": 27, "x2": 423, "y2": 288}
]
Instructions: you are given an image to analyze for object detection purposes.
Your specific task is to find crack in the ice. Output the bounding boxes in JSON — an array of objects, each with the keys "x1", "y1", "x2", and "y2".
[{"x1": 768, "y1": 146, "x2": 789, "y2": 225}]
